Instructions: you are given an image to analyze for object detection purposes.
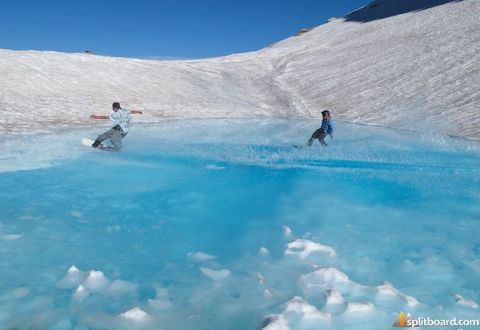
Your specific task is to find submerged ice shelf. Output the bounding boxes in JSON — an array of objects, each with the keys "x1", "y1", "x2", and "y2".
[{"x1": 0, "y1": 119, "x2": 479, "y2": 329}]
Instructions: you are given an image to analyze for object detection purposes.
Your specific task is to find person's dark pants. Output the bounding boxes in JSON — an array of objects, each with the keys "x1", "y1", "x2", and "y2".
[
  {"x1": 92, "y1": 125, "x2": 127, "y2": 151},
  {"x1": 307, "y1": 128, "x2": 327, "y2": 146}
]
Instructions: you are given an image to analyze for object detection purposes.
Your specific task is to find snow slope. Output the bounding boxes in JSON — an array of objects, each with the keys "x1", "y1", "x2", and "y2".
[{"x1": 0, "y1": 0, "x2": 478, "y2": 138}]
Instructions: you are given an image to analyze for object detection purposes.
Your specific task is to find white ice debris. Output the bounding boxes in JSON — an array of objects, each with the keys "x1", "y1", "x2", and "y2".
[
  {"x1": 70, "y1": 210, "x2": 83, "y2": 218},
  {"x1": 259, "y1": 247, "x2": 270, "y2": 256},
  {"x1": 454, "y1": 294, "x2": 479, "y2": 309},
  {"x1": 73, "y1": 284, "x2": 89, "y2": 301},
  {"x1": 376, "y1": 282, "x2": 399, "y2": 297},
  {"x1": 284, "y1": 296, "x2": 331, "y2": 322},
  {"x1": 261, "y1": 297, "x2": 332, "y2": 329},
  {"x1": 282, "y1": 226, "x2": 293, "y2": 238},
  {"x1": 404, "y1": 295, "x2": 420, "y2": 308},
  {"x1": 325, "y1": 288, "x2": 344, "y2": 306},
  {"x1": 58, "y1": 266, "x2": 140, "y2": 303},
  {"x1": 148, "y1": 298, "x2": 173, "y2": 310},
  {"x1": 11, "y1": 287, "x2": 29, "y2": 299},
  {"x1": 200, "y1": 267, "x2": 231, "y2": 282},
  {"x1": 285, "y1": 239, "x2": 336, "y2": 259},
  {"x1": 154, "y1": 287, "x2": 169, "y2": 299},
  {"x1": 148, "y1": 287, "x2": 173, "y2": 310},
  {"x1": 256, "y1": 272, "x2": 265, "y2": 285},
  {"x1": 264, "y1": 289, "x2": 274, "y2": 299},
  {"x1": 69, "y1": 265, "x2": 80, "y2": 273},
  {"x1": 57, "y1": 265, "x2": 88, "y2": 289},
  {"x1": 345, "y1": 301, "x2": 376, "y2": 314},
  {"x1": 82, "y1": 270, "x2": 110, "y2": 293},
  {"x1": 301, "y1": 267, "x2": 350, "y2": 289},
  {"x1": 110, "y1": 279, "x2": 138, "y2": 298},
  {"x1": 376, "y1": 282, "x2": 419, "y2": 307},
  {"x1": 261, "y1": 314, "x2": 290, "y2": 330},
  {"x1": 187, "y1": 251, "x2": 216, "y2": 262},
  {"x1": 1, "y1": 234, "x2": 22, "y2": 240},
  {"x1": 119, "y1": 307, "x2": 151, "y2": 323},
  {"x1": 300, "y1": 268, "x2": 418, "y2": 316},
  {"x1": 206, "y1": 164, "x2": 226, "y2": 170}
]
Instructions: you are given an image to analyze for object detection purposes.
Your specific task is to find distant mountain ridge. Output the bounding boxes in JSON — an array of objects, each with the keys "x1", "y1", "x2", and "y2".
[{"x1": 344, "y1": 0, "x2": 462, "y2": 22}]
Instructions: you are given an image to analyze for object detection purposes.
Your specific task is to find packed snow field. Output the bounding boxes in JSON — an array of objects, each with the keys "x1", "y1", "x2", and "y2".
[
  {"x1": 0, "y1": 0, "x2": 479, "y2": 138},
  {"x1": 1, "y1": 0, "x2": 480, "y2": 329},
  {"x1": 1, "y1": 119, "x2": 479, "y2": 329}
]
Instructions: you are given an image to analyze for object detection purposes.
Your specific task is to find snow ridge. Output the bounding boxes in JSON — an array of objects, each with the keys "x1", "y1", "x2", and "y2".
[{"x1": 0, "y1": 0, "x2": 478, "y2": 139}]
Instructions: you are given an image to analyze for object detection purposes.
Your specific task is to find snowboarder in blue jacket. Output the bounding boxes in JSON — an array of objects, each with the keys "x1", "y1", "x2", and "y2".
[{"x1": 307, "y1": 110, "x2": 334, "y2": 146}]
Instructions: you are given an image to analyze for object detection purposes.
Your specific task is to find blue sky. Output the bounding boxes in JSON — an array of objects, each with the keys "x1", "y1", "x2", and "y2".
[{"x1": 0, "y1": 0, "x2": 369, "y2": 59}]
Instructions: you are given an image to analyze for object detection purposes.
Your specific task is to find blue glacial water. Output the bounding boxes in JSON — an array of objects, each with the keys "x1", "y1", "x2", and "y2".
[{"x1": 0, "y1": 119, "x2": 479, "y2": 330}]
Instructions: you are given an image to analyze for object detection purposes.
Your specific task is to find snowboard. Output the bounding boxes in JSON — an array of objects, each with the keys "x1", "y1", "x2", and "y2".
[
  {"x1": 82, "y1": 138, "x2": 114, "y2": 151},
  {"x1": 81, "y1": 138, "x2": 94, "y2": 147}
]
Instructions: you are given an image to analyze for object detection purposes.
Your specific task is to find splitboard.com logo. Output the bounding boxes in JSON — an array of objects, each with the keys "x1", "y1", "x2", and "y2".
[
  {"x1": 392, "y1": 312, "x2": 480, "y2": 328},
  {"x1": 392, "y1": 312, "x2": 413, "y2": 327}
]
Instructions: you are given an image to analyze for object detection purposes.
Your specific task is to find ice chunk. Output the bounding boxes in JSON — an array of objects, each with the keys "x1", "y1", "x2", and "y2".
[
  {"x1": 404, "y1": 295, "x2": 420, "y2": 308},
  {"x1": 19, "y1": 215, "x2": 41, "y2": 221},
  {"x1": 264, "y1": 289, "x2": 274, "y2": 299},
  {"x1": 23, "y1": 295, "x2": 54, "y2": 311},
  {"x1": 83, "y1": 270, "x2": 110, "y2": 293},
  {"x1": 119, "y1": 307, "x2": 151, "y2": 323},
  {"x1": 12, "y1": 287, "x2": 29, "y2": 299},
  {"x1": 284, "y1": 296, "x2": 331, "y2": 321},
  {"x1": 188, "y1": 251, "x2": 216, "y2": 262},
  {"x1": 69, "y1": 265, "x2": 80, "y2": 273},
  {"x1": 148, "y1": 298, "x2": 173, "y2": 310},
  {"x1": 280, "y1": 297, "x2": 331, "y2": 329},
  {"x1": 345, "y1": 301, "x2": 375, "y2": 314},
  {"x1": 325, "y1": 289, "x2": 344, "y2": 306},
  {"x1": 285, "y1": 239, "x2": 336, "y2": 259},
  {"x1": 453, "y1": 294, "x2": 479, "y2": 309},
  {"x1": 148, "y1": 287, "x2": 172, "y2": 310},
  {"x1": 73, "y1": 284, "x2": 89, "y2": 301},
  {"x1": 259, "y1": 247, "x2": 270, "y2": 255},
  {"x1": 376, "y1": 282, "x2": 419, "y2": 307},
  {"x1": 256, "y1": 272, "x2": 265, "y2": 285},
  {"x1": 70, "y1": 210, "x2": 83, "y2": 218},
  {"x1": 1, "y1": 234, "x2": 22, "y2": 240},
  {"x1": 57, "y1": 265, "x2": 87, "y2": 289},
  {"x1": 206, "y1": 164, "x2": 225, "y2": 170},
  {"x1": 110, "y1": 279, "x2": 138, "y2": 298},
  {"x1": 376, "y1": 282, "x2": 398, "y2": 297},
  {"x1": 154, "y1": 287, "x2": 169, "y2": 299},
  {"x1": 301, "y1": 267, "x2": 350, "y2": 289},
  {"x1": 261, "y1": 314, "x2": 290, "y2": 330},
  {"x1": 200, "y1": 267, "x2": 231, "y2": 281},
  {"x1": 283, "y1": 225, "x2": 293, "y2": 238},
  {"x1": 323, "y1": 288, "x2": 346, "y2": 314},
  {"x1": 106, "y1": 225, "x2": 121, "y2": 233}
]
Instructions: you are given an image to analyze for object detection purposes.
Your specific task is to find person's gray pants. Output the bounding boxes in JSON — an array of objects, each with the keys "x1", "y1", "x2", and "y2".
[
  {"x1": 307, "y1": 128, "x2": 327, "y2": 146},
  {"x1": 94, "y1": 126, "x2": 127, "y2": 151}
]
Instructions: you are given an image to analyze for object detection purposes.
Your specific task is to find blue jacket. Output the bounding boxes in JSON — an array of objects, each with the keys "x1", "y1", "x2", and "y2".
[{"x1": 321, "y1": 119, "x2": 334, "y2": 136}]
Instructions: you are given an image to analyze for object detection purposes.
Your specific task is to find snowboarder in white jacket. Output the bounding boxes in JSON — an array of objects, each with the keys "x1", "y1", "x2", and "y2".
[{"x1": 90, "y1": 102, "x2": 143, "y2": 151}]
